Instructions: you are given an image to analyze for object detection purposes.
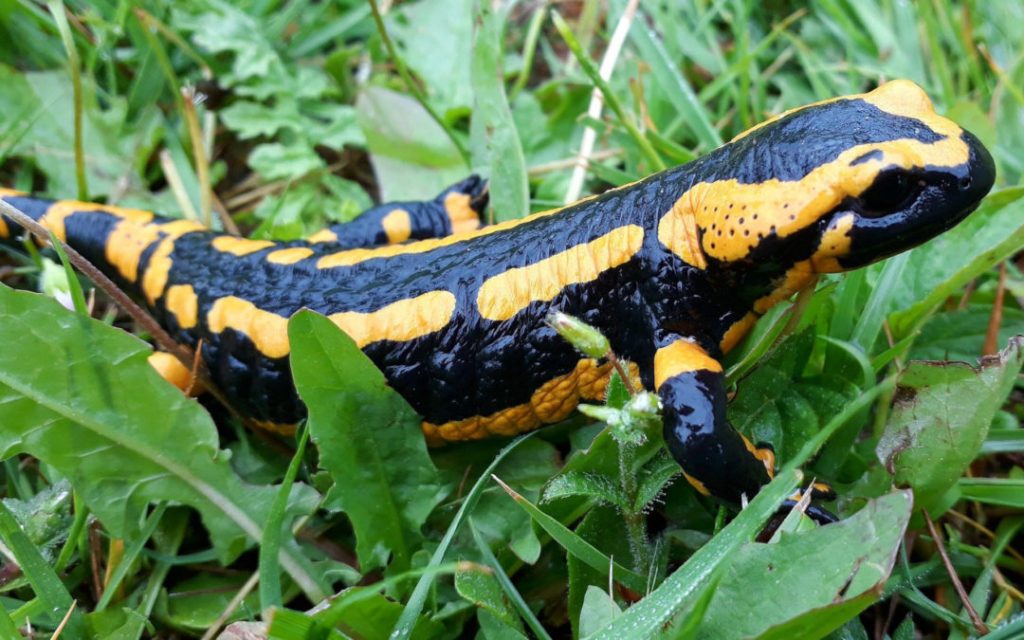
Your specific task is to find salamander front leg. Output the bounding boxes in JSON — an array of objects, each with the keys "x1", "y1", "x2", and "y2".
[
  {"x1": 653, "y1": 338, "x2": 774, "y2": 505},
  {"x1": 306, "y1": 175, "x2": 488, "y2": 248}
]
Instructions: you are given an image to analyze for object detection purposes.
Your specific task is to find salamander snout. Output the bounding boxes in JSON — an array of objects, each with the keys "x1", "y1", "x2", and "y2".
[{"x1": 830, "y1": 127, "x2": 996, "y2": 271}]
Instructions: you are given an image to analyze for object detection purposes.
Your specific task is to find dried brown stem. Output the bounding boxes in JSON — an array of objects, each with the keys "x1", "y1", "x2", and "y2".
[{"x1": 923, "y1": 510, "x2": 988, "y2": 635}]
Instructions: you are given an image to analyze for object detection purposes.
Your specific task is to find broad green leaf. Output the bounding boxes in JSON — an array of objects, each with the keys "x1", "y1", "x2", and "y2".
[
  {"x1": 587, "y1": 469, "x2": 801, "y2": 639},
  {"x1": 542, "y1": 471, "x2": 627, "y2": 510},
  {"x1": 389, "y1": 0, "x2": 474, "y2": 115},
  {"x1": 356, "y1": 86, "x2": 467, "y2": 201},
  {"x1": 0, "y1": 285, "x2": 325, "y2": 598},
  {"x1": 455, "y1": 564, "x2": 524, "y2": 633},
  {"x1": 469, "y1": 4, "x2": 532, "y2": 221},
  {"x1": 289, "y1": 585, "x2": 442, "y2": 640},
  {"x1": 696, "y1": 491, "x2": 913, "y2": 639},
  {"x1": 911, "y1": 306, "x2": 1024, "y2": 362},
  {"x1": 288, "y1": 310, "x2": 446, "y2": 572},
  {"x1": 886, "y1": 188, "x2": 1024, "y2": 336},
  {"x1": 877, "y1": 337, "x2": 1024, "y2": 513},
  {"x1": 220, "y1": 100, "x2": 304, "y2": 139},
  {"x1": 249, "y1": 142, "x2": 326, "y2": 181},
  {"x1": 579, "y1": 586, "x2": 622, "y2": 637},
  {"x1": 153, "y1": 573, "x2": 258, "y2": 634},
  {"x1": 731, "y1": 330, "x2": 862, "y2": 461}
]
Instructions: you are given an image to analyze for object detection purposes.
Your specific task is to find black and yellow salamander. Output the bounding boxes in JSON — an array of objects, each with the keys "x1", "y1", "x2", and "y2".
[{"x1": 0, "y1": 80, "x2": 995, "y2": 510}]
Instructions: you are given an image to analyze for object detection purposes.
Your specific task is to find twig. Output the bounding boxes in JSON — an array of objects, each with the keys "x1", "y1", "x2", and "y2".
[
  {"x1": 0, "y1": 200, "x2": 187, "y2": 361},
  {"x1": 563, "y1": 0, "x2": 643, "y2": 204},
  {"x1": 48, "y1": 600, "x2": 77, "y2": 640},
  {"x1": 923, "y1": 510, "x2": 988, "y2": 635},
  {"x1": 0, "y1": 199, "x2": 245, "y2": 426},
  {"x1": 200, "y1": 571, "x2": 259, "y2": 640},
  {"x1": 368, "y1": 0, "x2": 469, "y2": 165},
  {"x1": 528, "y1": 148, "x2": 622, "y2": 177},
  {"x1": 983, "y1": 261, "x2": 1007, "y2": 355}
]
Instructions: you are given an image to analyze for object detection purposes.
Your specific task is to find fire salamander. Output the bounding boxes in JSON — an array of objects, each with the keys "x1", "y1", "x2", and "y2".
[{"x1": 0, "y1": 80, "x2": 996, "y2": 511}]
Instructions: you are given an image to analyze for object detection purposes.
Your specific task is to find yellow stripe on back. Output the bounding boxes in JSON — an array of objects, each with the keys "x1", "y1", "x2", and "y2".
[
  {"x1": 40, "y1": 200, "x2": 154, "y2": 242},
  {"x1": 476, "y1": 225, "x2": 645, "y2": 322},
  {"x1": 266, "y1": 247, "x2": 314, "y2": 265},
  {"x1": 206, "y1": 290, "x2": 458, "y2": 359},
  {"x1": 211, "y1": 236, "x2": 275, "y2": 256},
  {"x1": 654, "y1": 340, "x2": 722, "y2": 389}
]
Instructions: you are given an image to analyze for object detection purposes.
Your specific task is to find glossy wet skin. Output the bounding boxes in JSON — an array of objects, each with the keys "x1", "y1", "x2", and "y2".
[{"x1": 0, "y1": 80, "x2": 997, "y2": 512}]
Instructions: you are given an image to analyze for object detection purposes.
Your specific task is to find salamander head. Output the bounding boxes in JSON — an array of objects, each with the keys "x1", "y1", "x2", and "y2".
[{"x1": 671, "y1": 80, "x2": 995, "y2": 274}]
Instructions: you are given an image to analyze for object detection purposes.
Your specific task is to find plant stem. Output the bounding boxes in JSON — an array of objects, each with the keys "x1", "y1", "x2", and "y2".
[
  {"x1": 47, "y1": 1, "x2": 87, "y2": 200},
  {"x1": 618, "y1": 443, "x2": 649, "y2": 575},
  {"x1": 368, "y1": 0, "x2": 470, "y2": 165}
]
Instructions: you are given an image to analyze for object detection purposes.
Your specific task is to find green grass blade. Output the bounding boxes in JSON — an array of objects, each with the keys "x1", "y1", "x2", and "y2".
[
  {"x1": 493, "y1": 475, "x2": 646, "y2": 593},
  {"x1": 551, "y1": 11, "x2": 665, "y2": 171},
  {"x1": 470, "y1": 520, "x2": 553, "y2": 640},
  {"x1": 388, "y1": 434, "x2": 535, "y2": 640},
  {"x1": 260, "y1": 423, "x2": 311, "y2": 612}
]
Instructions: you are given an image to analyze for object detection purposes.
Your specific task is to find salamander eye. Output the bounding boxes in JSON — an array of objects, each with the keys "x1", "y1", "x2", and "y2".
[{"x1": 857, "y1": 171, "x2": 917, "y2": 216}]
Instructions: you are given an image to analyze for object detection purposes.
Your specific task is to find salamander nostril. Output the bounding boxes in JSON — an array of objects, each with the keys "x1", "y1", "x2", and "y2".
[{"x1": 959, "y1": 175, "x2": 972, "y2": 190}]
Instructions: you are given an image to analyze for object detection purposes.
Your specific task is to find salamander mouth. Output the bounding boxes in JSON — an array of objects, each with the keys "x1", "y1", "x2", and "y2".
[{"x1": 838, "y1": 129, "x2": 996, "y2": 269}]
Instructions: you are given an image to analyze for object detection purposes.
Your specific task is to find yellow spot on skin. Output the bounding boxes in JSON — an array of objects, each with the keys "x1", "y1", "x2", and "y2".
[
  {"x1": 306, "y1": 228, "x2": 338, "y2": 244},
  {"x1": 266, "y1": 247, "x2": 314, "y2": 265},
  {"x1": 445, "y1": 192, "x2": 482, "y2": 234},
  {"x1": 207, "y1": 291, "x2": 457, "y2": 359},
  {"x1": 147, "y1": 351, "x2": 203, "y2": 396},
  {"x1": 40, "y1": 200, "x2": 153, "y2": 242},
  {"x1": 654, "y1": 340, "x2": 722, "y2": 389},
  {"x1": 683, "y1": 471, "x2": 711, "y2": 496},
  {"x1": 381, "y1": 208, "x2": 412, "y2": 244},
  {"x1": 0, "y1": 188, "x2": 26, "y2": 198},
  {"x1": 686, "y1": 80, "x2": 969, "y2": 264},
  {"x1": 105, "y1": 221, "x2": 162, "y2": 282},
  {"x1": 0, "y1": 216, "x2": 8, "y2": 239},
  {"x1": 211, "y1": 236, "x2": 275, "y2": 256},
  {"x1": 317, "y1": 205, "x2": 569, "y2": 269},
  {"x1": 423, "y1": 359, "x2": 642, "y2": 444},
  {"x1": 720, "y1": 312, "x2": 758, "y2": 354},
  {"x1": 477, "y1": 225, "x2": 645, "y2": 322},
  {"x1": 165, "y1": 284, "x2": 199, "y2": 329},
  {"x1": 658, "y1": 195, "x2": 707, "y2": 269},
  {"x1": 141, "y1": 220, "x2": 207, "y2": 303},
  {"x1": 0, "y1": 189, "x2": 22, "y2": 238}
]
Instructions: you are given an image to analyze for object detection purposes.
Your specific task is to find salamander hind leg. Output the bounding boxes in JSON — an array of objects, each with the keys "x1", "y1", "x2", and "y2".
[{"x1": 305, "y1": 175, "x2": 488, "y2": 249}]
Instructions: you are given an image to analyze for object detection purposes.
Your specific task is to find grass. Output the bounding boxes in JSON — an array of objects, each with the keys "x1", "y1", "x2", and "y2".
[{"x1": 0, "y1": 0, "x2": 1023, "y2": 637}]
